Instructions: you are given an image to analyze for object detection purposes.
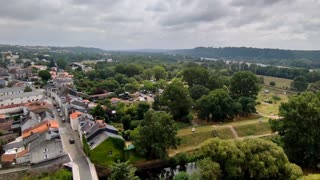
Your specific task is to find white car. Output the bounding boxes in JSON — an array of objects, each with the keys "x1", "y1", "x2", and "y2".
[{"x1": 57, "y1": 108, "x2": 61, "y2": 112}]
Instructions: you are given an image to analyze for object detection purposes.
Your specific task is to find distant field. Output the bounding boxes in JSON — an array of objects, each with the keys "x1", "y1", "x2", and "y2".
[
  {"x1": 258, "y1": 75, "x2": 293, "y2": 89},
  {"x1": 234, "y1": 122, "x2": 271, "y2": 137}
]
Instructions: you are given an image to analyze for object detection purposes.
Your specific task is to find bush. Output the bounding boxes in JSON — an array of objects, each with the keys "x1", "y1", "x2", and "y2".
[
  {"x1": 270, "y1": 81, "x2": 276, "y2": 86},
  {"x1": 111, "y1": 137, "x2": 125, "y2": 150},
  {"x1": 173, "y1": 172, "x2": 190, "y2": 180},
  {"x1": 272, "y1": 95, "x2": 281, "y2": 101},
  {"x1": 130, "y1": 120, "x2": 141, "y2": 130}
]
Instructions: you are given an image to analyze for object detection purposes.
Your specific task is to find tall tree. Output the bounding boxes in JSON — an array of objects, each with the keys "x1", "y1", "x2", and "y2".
[
  {"x1": 132, "y1": 110, "x2": 179, "y2": 159},
  {"x1": 182, "y1": 67, "x2": 209, "y2": 87},
  {"x1": 91, "y1": 104, "x2": 105, "y2": 119},
  {"x1": 38, "y1": 70, "x2": 51, "y2": 82},
  {"x1": 160, "y1": 79, "x2": 192, "y2": 121},
  {"x1": 270, "y1": 92, "x2": 320, "y2": 168},
  {"x1": 196, "y1": 89, "x2": 239, "y2": 121},
  {"x1": 229, "y1": 71, "x2": 259, "y2": 99},
  {"x1": 109, "y1": 160, "x2": 139, "y2": 180},
  {"x1": 291, "y1": 75, "x2": 308, "y2": 91},
  {"x1": 153, "y1": 65, "x2": 167, "y2": 80},
  {"x1": 189, "y1": 85, "x2": 210, "y2": 100}
]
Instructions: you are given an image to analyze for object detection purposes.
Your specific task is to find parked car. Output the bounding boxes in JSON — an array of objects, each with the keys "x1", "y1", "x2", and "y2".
[
  {"x1": 57, "y1": 108, "x2": 61, "y2": 112},
  {"x1": 69, "y1": 139, "x2": 75, "y2": 144},
  {"x1": 60, "y1": 113, "x2": 63, "y2": 117},
  {"x1": 62, "y1": 118, "x2": 66, "y2": 122}
]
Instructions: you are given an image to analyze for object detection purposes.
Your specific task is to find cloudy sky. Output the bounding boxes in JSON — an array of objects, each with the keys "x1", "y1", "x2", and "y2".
[{"x1": 0, "y1": 0, "x2": 319, "y2": 50}]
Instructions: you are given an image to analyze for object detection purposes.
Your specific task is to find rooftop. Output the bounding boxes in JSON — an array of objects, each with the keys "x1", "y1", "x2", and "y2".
[
  {"x1": 22, "y1": 120, "x2": 59, "y2": 138},
  {"x1": 70, "y1": 111, "x2": 82, "y2": 120},
  {"x1": 0, "y1": 90, "x2": 43, "y2": 101}
]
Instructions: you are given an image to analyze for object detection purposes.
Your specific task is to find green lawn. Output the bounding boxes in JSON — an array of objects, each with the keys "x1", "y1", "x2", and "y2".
[
  {"x1": 89, "y1": 138, "x2": 124, "y2": 167},
  {"x1": 258, "y1": 75, "x2": 293, "y2": 89},
  {"x1": 178, "y1": 128, "x2": 234, "y2": 148},
  {"x1": 234, "y1": 122, "x2": 271, "y2": 137},
  {"x1": 22, "y1": 168, "x2": 72, "y2": 180}
]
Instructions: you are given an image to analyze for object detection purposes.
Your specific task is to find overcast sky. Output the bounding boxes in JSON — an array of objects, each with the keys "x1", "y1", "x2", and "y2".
[{"x1": 0, "y1": 0, "x2": 319, "y2": 50}]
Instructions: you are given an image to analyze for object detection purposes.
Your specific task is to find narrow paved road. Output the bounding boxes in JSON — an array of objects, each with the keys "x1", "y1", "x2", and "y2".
[{"x1": 52, "y1": 107, "x2": 92, "y2": 180}]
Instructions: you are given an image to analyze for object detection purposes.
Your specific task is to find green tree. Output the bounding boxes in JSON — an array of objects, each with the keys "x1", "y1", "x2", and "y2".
[
  {"x1": 173, "y1": 172, "x2": 190, "y2": 180},
  {"x1": 197, "y1": 158, "x2": 221, "y2": 180},
  {"x1": 237, "y1": 96, "x2": 256, "y2": 116},
  {"x1": 270, "y1": 92, "x2": 320, "y2": 168},
  {"x1": 132, "y1": 110, "x2": 179, "y2": 159},
  {"x1": 230, "y1": 71, "x2": 259, "y2": 99},
  {"x1": 269, "y1": 81, "x2": 276, "y2": 86},
  {"x1": 136, "y1": 102, "x2": 150, "y2": 120},
  {"x1": 189, "y1": 85, "x2": 210, "y2": 100},
  {"x1": 122, "y1": 115, "x2": 131, "y2": 131},
  {"x1": 56, "y1": 59, "x2": 67, "y2": 69},
  {"x1": 143, "y1": 68, "x2": 153, "y2": 80},
  {"x1": 109, "y1": 160, "x2": 139, "y2": 180},
  {"x1": 199, "y1": 138, "x2": 303, "y2": 179},
  {"x1": 160, "y1": 79, "x2": 192, "y2": 121},
  {"x1": 23, "y1": 86, "x2": 32, "y2": 92},
  {"x1": 143, "y1": 80, "x2": 156, "y2": 92},
  {"x1": 196, "y1": 89, "x2": 239, "y2": 121},
  {"x1": 91, "y1": 104, "x2": 105, "y2": 119},
  {"x1": 182, "y1": 67, "x2": 209, "y2": 87},
  {"x1": 291, "y1": 76, "x2": 308, "y2": 91},
  {"x1": 153, "y1": 65, "x2": 167, "y2": 81},
  {"x1": 38, "y1": 70, "x2": 51, "y2": 82}
]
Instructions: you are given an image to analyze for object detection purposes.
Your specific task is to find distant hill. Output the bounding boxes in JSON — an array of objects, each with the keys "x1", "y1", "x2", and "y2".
[
  {"x1": 171, "y1": 47, "x2": 320, "y2": 68},
  {"x1": 0, "y1": 44, "x2": 106, "y2": 54},
  {"x1": 171, "y1": 47, "x2": 320, "y2": 61}
]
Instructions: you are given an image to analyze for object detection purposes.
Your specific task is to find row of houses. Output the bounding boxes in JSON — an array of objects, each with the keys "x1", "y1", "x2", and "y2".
[{"x1": 1, "y1": 100, "x2": 66, "y2": 165}]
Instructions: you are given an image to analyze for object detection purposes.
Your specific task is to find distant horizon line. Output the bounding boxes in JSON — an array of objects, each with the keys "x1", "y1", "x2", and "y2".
[{"x1": 1, "y1": 43, "x2": 320, "y2": 52}]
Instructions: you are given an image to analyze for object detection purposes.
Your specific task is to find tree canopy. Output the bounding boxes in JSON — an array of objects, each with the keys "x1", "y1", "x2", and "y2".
[
  {"x1": 270, "y1": 92, "x2": 320, "y2": 168},
  {"x1": 132, "y1": 110, "x2": 179, "y2": 159},
  {"x1": 38, "y1": 70, "x2": 51, "y2": 82},
  {"x1": 198, "y1": 138, "x2": 303, "y2": 179},
  {"x1": 230, "y1": 71, "x2": 259, "y2": 99},
  {"x1": 196, "y1": 89, "x2": 239, "y2": 121},
  {"x1": 159, "y1": 79, "x2": 192, "y2": 121}
]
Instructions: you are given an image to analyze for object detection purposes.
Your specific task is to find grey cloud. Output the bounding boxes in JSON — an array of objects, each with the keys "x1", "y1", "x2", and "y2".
[
  {"x1": 230, "y1": 0, "x2": 283, "y2": 7},
  {"x1": 159, "y1": 0, "x2": 233, "y2": 27},
  {"x1": 0, "y1": 0, "x2": 319, "y2": 50},
  {"x1": 0, "y1": 1, "x2": 61, "y2": 21}
]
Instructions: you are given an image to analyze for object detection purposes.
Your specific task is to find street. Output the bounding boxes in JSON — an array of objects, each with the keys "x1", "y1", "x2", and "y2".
[{"x1": 52, "y1": 106, "x2": 93, "y2": 180}]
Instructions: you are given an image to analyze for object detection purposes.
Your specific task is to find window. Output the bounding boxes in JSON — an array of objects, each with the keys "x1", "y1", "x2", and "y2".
[
  {"x1": 44, "y1": 155, "x2": 48, "y2": 159},
  {"x1": 43, "y1": 148, "x2": 48, "y2": 153}
]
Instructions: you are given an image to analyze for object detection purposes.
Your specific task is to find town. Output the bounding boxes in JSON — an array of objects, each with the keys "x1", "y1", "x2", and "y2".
[
  {"x1": 0, "y1": 0, "x2": 320, "y2": 179},
  {"x1": 0, "y1": 45, "x2": 319, "y2": 179}
]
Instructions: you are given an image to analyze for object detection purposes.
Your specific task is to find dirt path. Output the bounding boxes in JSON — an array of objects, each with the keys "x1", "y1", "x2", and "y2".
[{"x1": 228, "y1": 126, "x2": 239, "y2": 138}]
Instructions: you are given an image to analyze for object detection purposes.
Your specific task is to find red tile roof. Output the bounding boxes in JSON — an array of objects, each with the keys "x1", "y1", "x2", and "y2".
[
  {"x1": 70, "y1": 111, "x2": 82, "y2": 120},
  {"x1": 22, "y1": 120, "x2": 59, "y2": 138},
  {"x1": 1, "y1": 154, "x2": 16, "y2": 162}
]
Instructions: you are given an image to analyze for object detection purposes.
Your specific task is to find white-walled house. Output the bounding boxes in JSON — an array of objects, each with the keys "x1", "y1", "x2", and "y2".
[
  {"x1": 0, "y1": 87, "x2": 25, "y2": 96},
  {"x1": 70, "y1": 111, "x2": 94, "y2": 131},
  {"x1": 0, "y1": 91, "x2": 44, "y2": 107}
]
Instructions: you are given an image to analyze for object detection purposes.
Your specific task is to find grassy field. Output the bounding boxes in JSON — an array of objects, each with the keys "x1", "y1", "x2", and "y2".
[
  {"x1": 178, "y1": 127, "x2": 234, "y2": 148},
  {"x1": 256, "y1": 89, "x2": 289, "y2": 116},
  {"x1": 258, "y1": 75, "x2": 293, "y2": 89},
  {"x1": 234, "y1": 122, "x2": 271, "y2": 137}
]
